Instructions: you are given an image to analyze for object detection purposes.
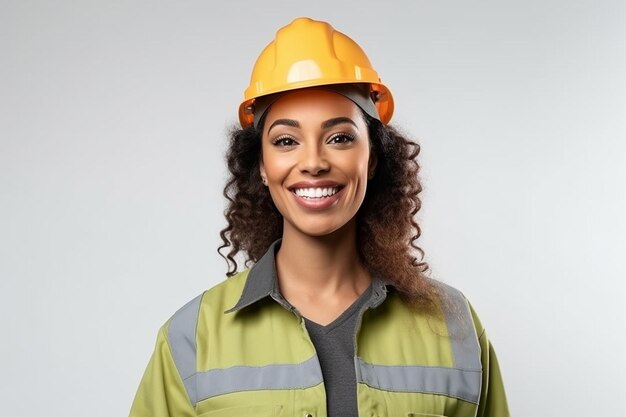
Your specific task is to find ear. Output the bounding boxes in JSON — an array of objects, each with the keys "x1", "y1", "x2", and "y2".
[
  {"x1": 259, "y1": 160, "x2": 266, "y2": 178},
  {"x1": 259, "y1": 159, "x2": 268, "y2": 186},
  {"x1": 368, "y1": 151, "x2": 378, "y2": 180}
]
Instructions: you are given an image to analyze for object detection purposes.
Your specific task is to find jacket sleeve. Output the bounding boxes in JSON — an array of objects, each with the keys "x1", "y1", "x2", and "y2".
[
  {"x1": 469, "y1": 304, "x2": 510, "y2": 417},
  {"x1": 129, "y1": 325, "x2": 196, "y2": 417}
]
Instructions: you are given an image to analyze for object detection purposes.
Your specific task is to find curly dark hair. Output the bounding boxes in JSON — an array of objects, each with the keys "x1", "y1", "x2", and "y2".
[{"x1": 218, "y1": 113, "x2": 440, "y2": 309}]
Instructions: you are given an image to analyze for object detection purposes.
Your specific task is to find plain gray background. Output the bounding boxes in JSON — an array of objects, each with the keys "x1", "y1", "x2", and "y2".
[{"x1": 1, "y1": 1, "x2": 625, "y2": 416}]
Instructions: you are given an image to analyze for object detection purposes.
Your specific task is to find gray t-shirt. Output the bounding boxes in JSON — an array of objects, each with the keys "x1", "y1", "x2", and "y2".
[{"x1": 303, "y1": 284, "x2": 374, "y2": 417}]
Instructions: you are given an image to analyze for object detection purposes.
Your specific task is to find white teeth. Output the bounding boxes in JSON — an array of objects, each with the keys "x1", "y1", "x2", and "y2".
[{"x1": 294, "y1": 187, "x2": 339, "y2": 199}]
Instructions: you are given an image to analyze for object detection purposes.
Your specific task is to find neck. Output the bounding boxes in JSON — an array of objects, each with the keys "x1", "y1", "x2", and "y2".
[{"x1": 276, "y1": 219, "x2": 371, "y2": 301}]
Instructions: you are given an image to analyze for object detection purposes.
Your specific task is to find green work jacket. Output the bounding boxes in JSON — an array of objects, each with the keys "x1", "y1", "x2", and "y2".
[{"x1": 130, "y1": 243, "x2": 509, "y2": 417}]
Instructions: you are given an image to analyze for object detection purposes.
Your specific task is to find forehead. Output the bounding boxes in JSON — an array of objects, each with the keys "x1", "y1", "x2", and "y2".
[{"x1": 263, "y1": 89, "x2": 361, "y2": 125}]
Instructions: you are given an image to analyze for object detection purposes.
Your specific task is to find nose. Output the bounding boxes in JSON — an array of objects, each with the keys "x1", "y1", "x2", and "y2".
[{"x1": 298, "y1": 143, "x2": 330, "y2": 176}]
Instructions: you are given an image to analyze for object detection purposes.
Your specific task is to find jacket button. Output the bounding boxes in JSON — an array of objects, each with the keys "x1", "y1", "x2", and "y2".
[{"x1": 305, "y1": 414, "x2": 313, "y2": 417}]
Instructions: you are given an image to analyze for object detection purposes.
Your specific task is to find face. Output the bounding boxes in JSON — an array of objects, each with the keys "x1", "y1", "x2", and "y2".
[{"x1": 260, "y1": 88, "x2": 376, "y2": 238}]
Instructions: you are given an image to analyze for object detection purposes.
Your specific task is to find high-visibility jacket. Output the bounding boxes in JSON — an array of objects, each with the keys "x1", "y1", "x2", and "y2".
[{"x1": 130, "y1": 242, "x2": 509, "y2": 417}]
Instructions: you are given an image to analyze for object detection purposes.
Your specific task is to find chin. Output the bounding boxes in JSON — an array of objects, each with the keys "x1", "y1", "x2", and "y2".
[
  {"x1": 301, "y1": 227, "x2": 342, "y2": 238},
  {"x1": 287, "y1": 217, "x2": 355, "y2": 239}
]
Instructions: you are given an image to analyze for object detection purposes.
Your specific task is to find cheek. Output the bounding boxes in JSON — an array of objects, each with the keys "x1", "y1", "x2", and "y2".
[
  {"x1": 263, "y1": 157, "x2": 294, "y2": 180},
  {"x1": 341, "y1": 149, "x2": 371, "y2": 179},
  {"x1": 261, "y1": 148, "x2": 291, "y2": 179}
]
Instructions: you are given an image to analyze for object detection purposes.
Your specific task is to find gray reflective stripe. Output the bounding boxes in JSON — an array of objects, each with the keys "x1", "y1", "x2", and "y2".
[
  {"x1": 355, "y1": 285, "x2": 482, "y2": 404},
  {"x1": 195, "y1": 355, "x2": 324, "y2": 401},
  {"x1": 168, "y1": 293, "x2": 323, "y2": 405},
  {"x1": 440, "y1": 285, "x2": 482, "y2": 372},
  {"x1": 355, "y1": 357, "x2": 482, "y2": 404},
  {"x1": 168, "y1": 293, "x2": 203, "y2": 405}
]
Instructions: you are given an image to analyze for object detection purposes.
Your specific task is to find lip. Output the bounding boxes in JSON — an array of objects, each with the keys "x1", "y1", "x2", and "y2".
[
  {"x1": 288, "y1": 180, "x2": 344, "y2": 189},
  {"x1": 288, "y1": 180, "x2": 345, "y2": 211}
]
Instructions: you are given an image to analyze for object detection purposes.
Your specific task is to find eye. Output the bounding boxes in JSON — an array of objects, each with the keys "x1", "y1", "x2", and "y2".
[
  {"x1": 271, "y1": 135, "x2": 298, "y2": 147},
  {"x1": 327, "y1": 133, "x2": 355, "y2": 145}
]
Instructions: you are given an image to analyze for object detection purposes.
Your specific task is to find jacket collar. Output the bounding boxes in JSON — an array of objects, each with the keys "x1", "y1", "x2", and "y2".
[
  {"x1": 225, "y1": 239, "x2": 393, "y2": 314},
  {"x1": 224, "y1": 239, "x2": 285, "y2": 313}
]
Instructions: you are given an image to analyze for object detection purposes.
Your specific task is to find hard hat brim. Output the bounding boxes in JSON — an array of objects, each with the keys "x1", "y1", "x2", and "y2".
[{"x1": 239, "y1": 81, "x2": 393, "y2": 128}]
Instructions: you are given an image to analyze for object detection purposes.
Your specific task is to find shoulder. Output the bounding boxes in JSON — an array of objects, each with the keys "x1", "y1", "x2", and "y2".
[
  {"x1": 163, "y1": 270, "x2": 251, "y2": 333},
  {"x1": 428, "y1": 279, "x2": 486, "y2": 338},
  {"x1": 200, "y1": 269, "x2": 251, "y2": 311}
]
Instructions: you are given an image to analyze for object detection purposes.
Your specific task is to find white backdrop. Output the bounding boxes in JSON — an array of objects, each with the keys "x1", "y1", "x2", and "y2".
[{"x1": 1, "y1": 1, "x2": 624, "y2": 416}]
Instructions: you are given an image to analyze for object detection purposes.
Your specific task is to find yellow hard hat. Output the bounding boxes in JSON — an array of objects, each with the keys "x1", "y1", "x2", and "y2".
[{"x1": 239, "y1": 17, "x2": 394, "y2": 128}]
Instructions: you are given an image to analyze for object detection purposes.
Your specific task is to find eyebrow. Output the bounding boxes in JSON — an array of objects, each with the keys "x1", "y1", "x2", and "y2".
[
  {"x1": 321, "y1": 117, "x2": 357, "y2": 129},
  {"x1": 268, "y1": 118, "x2": 300, "y2": 133},
  {"x1": 267, "y1": 117, "x2": 357, "y2": 134}
]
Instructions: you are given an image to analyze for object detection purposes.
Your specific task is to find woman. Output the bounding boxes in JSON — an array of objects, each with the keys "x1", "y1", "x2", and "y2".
[{"x1": 130, "y1": 17, "x2": 509, "y2": 417}]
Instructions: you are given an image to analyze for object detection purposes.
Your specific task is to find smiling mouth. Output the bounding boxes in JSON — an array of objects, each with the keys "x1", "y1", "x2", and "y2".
[{"x1": 292, "y1": 186, "x2": 341, "y2": 199}]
